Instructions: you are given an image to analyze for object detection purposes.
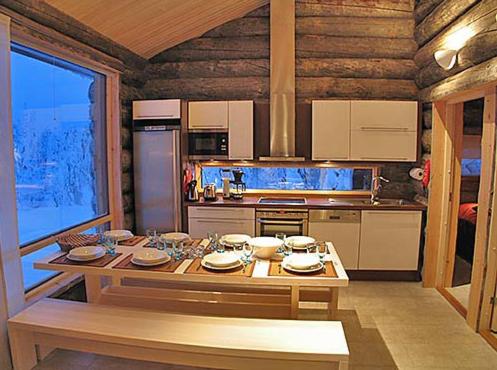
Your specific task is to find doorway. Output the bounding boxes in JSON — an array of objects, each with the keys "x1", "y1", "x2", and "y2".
[{"x1": 444, "y1": 98, "x2": 484, "y2": 312}]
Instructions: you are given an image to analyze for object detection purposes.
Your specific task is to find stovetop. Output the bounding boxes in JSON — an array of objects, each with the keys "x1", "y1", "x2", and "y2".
[{"x1": 257, "y1": 197, "x2": 307, "y2": 205}]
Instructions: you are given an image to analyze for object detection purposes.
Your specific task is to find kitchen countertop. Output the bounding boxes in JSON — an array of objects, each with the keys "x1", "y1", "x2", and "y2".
[{"x1": 185, "y1": 196, "x2": 427, "y2": 211}]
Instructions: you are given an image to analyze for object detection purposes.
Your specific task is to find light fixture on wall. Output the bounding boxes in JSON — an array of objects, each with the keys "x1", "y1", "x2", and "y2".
[{"x1": 434, "y1": 49, "x2": 458, "y2": 70}]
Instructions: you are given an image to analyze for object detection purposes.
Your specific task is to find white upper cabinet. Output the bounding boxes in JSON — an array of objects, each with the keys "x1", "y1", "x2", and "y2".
[
  {"x1": 133, "y1": 99, "x2": 181, "y2": 120},
  {"x1": 188, "y1": 101, "x2": 228, "y2": 129},
  {"x1": 350, "y1": 100, "x2": 418, "y2": 131},
  {"x1": 312, "y1": 100, "x2": 350, "y2": 160},
  {"x1": 228, "y1": 100, "x2": 253, "y2": 160}
]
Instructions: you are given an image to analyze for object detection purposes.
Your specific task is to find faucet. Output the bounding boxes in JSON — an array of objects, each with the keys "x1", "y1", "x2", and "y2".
[{"x1": 371, "y1": 175, "x2": 390, "y2": 204}]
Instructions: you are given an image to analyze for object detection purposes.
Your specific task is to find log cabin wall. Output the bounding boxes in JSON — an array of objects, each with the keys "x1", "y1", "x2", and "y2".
[
  {"x1": 414, "y1": 0, "x2": 497, "y2": 202},
  {"x1": 143, "y1": 0, "x2": 420, "y2": 199},
  {"x1": 0, "y1": 0, "x2": 146, "y2": 231}
]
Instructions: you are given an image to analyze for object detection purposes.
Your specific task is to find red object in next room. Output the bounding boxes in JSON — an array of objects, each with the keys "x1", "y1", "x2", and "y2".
[{"x1": 422, "y1": 160, "x2": 431, "y2": 188}]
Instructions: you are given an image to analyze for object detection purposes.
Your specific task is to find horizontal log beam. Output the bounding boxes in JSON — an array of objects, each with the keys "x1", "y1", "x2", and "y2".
[
  {"x1": 296, "y1": 35, "x2": 417, "y2": 59},
  {"x1": 414, "y1": 0, "x2": 497, "y2": 68},
  {"x1": 419, "y1": 54, "x2": 497, "y2": 102},
  {"x1": 202, "y1": 17, "x2": 268, "y2": 38},
  {"x1": 414, "y1": 0, "x2": 444, "y2": 24},
  {"x1": 295, "y1": 0, "x2": 414, "y2": 18},
  {"x1": 297, "y1": 16, "x2": 414, "y2": 39},
  {"x1": 297, "y1": 77, "x2": 418, "y2": 100},
  {"x1": 146, "y1": 58, "x2": 417, "y2": 80},
  {"x1": 415, "y1": 0, "x2": 479, "y2": 47},
  {"x1": 416, "y1": 25, "x2": 497, "y2": 88}
]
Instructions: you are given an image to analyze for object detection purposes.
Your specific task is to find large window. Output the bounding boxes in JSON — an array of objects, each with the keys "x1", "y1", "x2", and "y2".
[
  {"x1": 10, "y1": 44, "x2": 109, "y2": 291},
  {"x1": 201, "y1": 166, "x2": 373, "y2": 192}
]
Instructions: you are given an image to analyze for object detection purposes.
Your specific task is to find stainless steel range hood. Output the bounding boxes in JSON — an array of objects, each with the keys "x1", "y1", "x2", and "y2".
[{"x1": 259, "y1": 0, "x2": 304, "y2": 162}]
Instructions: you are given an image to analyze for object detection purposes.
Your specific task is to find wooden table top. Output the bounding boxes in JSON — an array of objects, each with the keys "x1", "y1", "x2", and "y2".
[{"x1": 34, "y1": 239, "x2": 349, "y2": 288}]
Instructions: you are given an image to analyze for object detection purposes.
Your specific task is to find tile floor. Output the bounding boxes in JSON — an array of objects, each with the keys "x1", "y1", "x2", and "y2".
[{"x1": 34, "y1": 281, "x2": 497, "y2": 370}]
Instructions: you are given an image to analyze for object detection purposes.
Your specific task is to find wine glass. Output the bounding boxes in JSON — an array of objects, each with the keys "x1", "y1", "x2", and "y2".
[
  {"x1": 243, "y1": 243, "x2": 253, "y2": 263},
  {"x1": 207, "y1": 232, "x2": 219, "y2": 252}
]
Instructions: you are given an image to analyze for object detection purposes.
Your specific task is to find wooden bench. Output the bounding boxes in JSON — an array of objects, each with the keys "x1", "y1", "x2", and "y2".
[{"x1": 8, "y1": 298, "x2": 349, "y2": 370}]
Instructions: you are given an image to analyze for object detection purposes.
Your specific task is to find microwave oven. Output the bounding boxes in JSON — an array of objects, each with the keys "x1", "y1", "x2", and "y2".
[{"x1": 188, "y1": 131, "x2": 228, "y2": 160}]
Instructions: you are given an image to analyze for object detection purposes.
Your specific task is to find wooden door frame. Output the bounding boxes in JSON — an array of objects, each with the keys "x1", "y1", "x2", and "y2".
[{"x1": 424, "y1": 86, "x2": 497, "y2": 332}]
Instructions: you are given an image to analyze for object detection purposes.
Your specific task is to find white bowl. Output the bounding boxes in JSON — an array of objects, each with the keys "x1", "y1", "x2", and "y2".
[
  {"x1": 160, "y1": 232, "x2": 190, "y2": 244},
  {"x1": 133, "y1": 249, "x2": 170, "y2": 264},
  {"x1": 248, "y1": 237, "x2": 284, "y2": 259},
  {"x1": 203, "y1": 252, "x2": 240, "y2": 267},
  {"x1": 104, "y1": 230, "x2": 133, "y2": 241}
]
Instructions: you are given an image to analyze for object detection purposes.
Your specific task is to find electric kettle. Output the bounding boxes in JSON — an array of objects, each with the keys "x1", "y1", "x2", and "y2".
[{"x1": 186, "y1": 180, "x2": 199, "y2": 202}]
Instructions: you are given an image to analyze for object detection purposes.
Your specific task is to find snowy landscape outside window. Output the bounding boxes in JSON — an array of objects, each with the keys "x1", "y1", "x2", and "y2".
[
  {"x1": 11, "y1": 44, "x2": 108, "y2": 290},
  {"x1": 201, "y1": 167, "x2": 373, "y2": 191}
]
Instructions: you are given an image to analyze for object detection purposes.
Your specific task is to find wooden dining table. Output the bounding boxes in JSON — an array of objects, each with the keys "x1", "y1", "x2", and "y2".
[{"x1": 34, "y1": 239, "x2": 349, "y2": 320}]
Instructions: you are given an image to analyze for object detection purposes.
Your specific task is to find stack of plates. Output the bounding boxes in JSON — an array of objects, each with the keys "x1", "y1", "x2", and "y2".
[
  {"x1": 282, "y1": 254, "x2": 323, "y2": 273},
  {"x1": 104, "y1": 230, "x2": 134, "y2": 242},
  {"x1": 160, "y1": 232, "x2": 190, "y2": 244},
  {"x1": 201, "y1": 252, "x2": 241, "y2": 270},
  {"x1": 285, "y1": 236, "x2": 316, "y2": 250},
  {"x1": 219, "y1": 234, "x2": 251, "y2": 247},
  {"x1": 67, "y1": 246, "x2": 106, "y2": 262},
  {"x1": 131, "y1": 250, "x2": 171, "y2": 266}
]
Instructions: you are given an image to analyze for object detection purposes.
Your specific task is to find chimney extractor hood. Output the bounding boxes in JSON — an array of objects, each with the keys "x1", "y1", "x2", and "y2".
[{"x1": 259, "y1": 0, "x2": 304, "y2": 162}]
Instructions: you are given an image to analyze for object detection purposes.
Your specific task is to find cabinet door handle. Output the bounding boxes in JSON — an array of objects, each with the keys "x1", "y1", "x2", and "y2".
[
  {"x1": 359, "y1": 126, "x2": 410, "y2": 132},
  {"x1": 137, "y1": 114, "x2": 175, "y2": 118},
  {"x1": 196, "y1": 220, "x2": 245, "y2": 225},
  {"x1": 359, "y1": 157, "x2": 409, "y2": 161}
]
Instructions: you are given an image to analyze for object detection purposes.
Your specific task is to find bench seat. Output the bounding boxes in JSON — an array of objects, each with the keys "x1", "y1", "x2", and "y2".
[{"x1": 8, "y1": 298, "x2": 349, "y2": 370}]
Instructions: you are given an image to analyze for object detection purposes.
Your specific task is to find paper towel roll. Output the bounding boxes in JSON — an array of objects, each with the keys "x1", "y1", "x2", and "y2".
[{"x1": 409, "y1": 167, "x2": 424, "y2": 180}]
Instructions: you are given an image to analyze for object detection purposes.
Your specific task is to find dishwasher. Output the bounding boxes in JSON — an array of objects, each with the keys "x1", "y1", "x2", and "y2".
[{"x1": 308, "y1": 210, "x2": 361, "y2": 270}]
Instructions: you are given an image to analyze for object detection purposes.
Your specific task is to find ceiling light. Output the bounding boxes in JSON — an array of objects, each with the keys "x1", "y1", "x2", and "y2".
[{"x1": 434, "y1": 49, "x2": 458, "y2": 70}]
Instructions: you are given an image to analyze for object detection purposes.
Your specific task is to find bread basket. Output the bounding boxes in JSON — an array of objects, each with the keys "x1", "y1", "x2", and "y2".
[{"x1": 57, "y1": 234, "x2": 99, "y2": 253}]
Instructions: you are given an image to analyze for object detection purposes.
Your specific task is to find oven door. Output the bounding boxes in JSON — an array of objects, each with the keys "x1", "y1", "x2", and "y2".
[{"x1": 256, "y1": 218, "x2": 308, "y2": 237}]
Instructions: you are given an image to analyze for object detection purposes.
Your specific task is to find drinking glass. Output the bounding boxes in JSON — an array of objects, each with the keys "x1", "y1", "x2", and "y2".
[
  {"x1": 157, "y1": 239, "x2": 166, "y2": 251},
  {"x1": 306, "y1": 243, "x2": 318, "y2": 254},
  {"x1": 283, "y1": 242, "x2": 293, "y2": 257},
  {"x1": 173, "y1": 241, "x2": 184, "y2": 260},
  {"x1": 146, "y1": 228, "x2": 157, "y2": 247},
  {"x1": 104, "y1": 236, "x2": 116, "y2": 255},
  {"x1": 207, "y1": 232, "x2": 218, "y2": 251},
  {"x1": 275, "y1": 233, "x2": 286, "y2": 254},
  {"x1": 317, "y1": 243, "x2": 327, "y2": 262},
  {"x1": 243, "y1": 243, "x2": 253, "y2": 263}
]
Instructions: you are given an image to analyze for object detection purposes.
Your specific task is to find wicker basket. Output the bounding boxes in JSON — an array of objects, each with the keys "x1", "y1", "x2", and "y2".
[{"x1": 56, "y1": 234, "x2": 99, "y2": 253}]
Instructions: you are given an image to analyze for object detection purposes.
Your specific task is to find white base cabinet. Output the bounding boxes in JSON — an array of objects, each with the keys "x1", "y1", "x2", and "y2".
[
  {"x1": 188, "y1": 207, "x2": 255, "y2": 239},
  {"x1": 358, "y1": 210, "x2": 422, "y2": 270}
]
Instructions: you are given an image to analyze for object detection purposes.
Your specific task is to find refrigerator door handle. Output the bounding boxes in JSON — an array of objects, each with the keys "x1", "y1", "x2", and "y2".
[{"x1": 172, "y1": 129, "x2": 181, "y2": 231}]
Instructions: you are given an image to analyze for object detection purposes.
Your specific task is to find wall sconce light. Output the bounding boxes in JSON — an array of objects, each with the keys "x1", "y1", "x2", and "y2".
[{"x1": 434, "y1": 49, "x2": 458, "y2": 70}]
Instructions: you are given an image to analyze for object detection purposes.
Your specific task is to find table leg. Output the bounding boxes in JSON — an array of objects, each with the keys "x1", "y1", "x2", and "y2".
[
  {"x1": 291, "y1": 286, "x2": 300, "y2": 319},
  {"x1": 85, "y1": 275, "x2": 102, "y2": 303},
  {"x1": 328, "y1": 287, "x2": 339, "y2": 320}
]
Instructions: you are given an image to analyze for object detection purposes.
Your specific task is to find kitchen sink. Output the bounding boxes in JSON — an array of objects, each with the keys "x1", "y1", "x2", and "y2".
[{"x1": 328, "y1": 198, "x2": 406, "y2": 206}]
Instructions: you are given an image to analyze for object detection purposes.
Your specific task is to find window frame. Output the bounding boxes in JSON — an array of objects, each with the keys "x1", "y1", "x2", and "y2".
[{"x1": 8, "y1": 34, "x2": 123, "y2": 293}]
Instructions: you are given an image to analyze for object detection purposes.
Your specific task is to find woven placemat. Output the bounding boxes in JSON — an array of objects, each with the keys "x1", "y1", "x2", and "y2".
[
  {"x1": 268, "y1": 260, "x2": 337, "y2": 277},
  {"x1": 112, "y1": 253, "x2": 186, "y2": 272},
  {"x1": 119, "y1": 236, "x2": 147, "y2": 246},
  {"x1": 185, "y1": 257, "x2": 254, "y2": 277},
  {"x1": 49, "y1": 253, "x2": 122, "y2": 267}
]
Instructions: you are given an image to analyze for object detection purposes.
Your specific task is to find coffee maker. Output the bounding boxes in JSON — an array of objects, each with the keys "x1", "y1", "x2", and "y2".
[{"x1": 230, "y1": 169, "x2": 246, "y2": 200}]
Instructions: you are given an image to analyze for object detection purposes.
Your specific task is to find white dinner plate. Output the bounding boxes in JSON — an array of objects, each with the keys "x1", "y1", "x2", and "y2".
[
  {"x1": 160, "y1": 232, "x2": 190, "y2": 244},
  {"x1": 104, "y1": 230, "x2": 134, "y2": 242},
  {"x1": 67, "y1": 246, "x2": 106, "y2": 262},
  {"x1": 284, "y1": 254, "x2": 320, "y2": 270},
  {"x1": 131, "y1": 257, "x2": 170, "y2": 267},
  {"x1": 219, "y1": 234, "x2": 251, "y2": 246},
  {"x1": 282, "y1": 260, "x2": 323, "y2": 274},
  {"x1": 201, "y1": 259, "x2": 242, "y2": 271},
  {"x1": 133, "y1": 249, "x2": 170, "y2": 265},
  {"x1": 202, "y1": 252, "x2": 240, "y2": 267},
  {"x1": 285, "y1": 236, "x2": 316, "y2": 250}
]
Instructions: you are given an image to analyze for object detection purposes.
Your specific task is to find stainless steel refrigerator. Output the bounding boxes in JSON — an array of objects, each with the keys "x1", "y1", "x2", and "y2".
[{"x1": 133, "y1": 126, "x2": 181, "y2": 235}]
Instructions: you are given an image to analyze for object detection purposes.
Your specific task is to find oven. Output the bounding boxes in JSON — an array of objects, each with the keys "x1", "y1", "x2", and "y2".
[
  {"x1": 188, "y1": 131, "x2": 228, "y2": 160},
  {"x1": 256, "y1": 209, "x2": 309, "y2": 237}
]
